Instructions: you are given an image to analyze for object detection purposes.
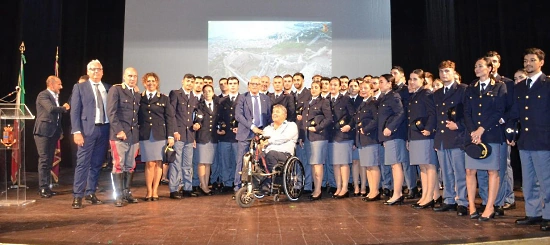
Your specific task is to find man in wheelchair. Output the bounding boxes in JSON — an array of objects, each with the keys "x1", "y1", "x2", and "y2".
[{"x1": 259, "y1": 104, "x2": 298, "y2": 192}]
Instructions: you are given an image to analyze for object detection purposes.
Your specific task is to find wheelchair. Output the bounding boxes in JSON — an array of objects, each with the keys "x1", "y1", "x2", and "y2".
[{"x1": 235, "y1": 134, "x2": 305, "y2": 208}]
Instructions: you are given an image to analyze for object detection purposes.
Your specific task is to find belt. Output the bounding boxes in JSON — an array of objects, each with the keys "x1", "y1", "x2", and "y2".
[{"x1": 95, "y1": 123, "x2": 109, "y2": 126}]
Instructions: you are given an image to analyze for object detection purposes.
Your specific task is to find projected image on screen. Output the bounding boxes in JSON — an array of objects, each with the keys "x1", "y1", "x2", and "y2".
[{"x1": 208, "y1": 21, "x2": 332, "y2": 92}]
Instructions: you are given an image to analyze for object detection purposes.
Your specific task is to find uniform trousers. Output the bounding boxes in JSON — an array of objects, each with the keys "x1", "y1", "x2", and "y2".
[
  {"x1": 519, "y1": 150, "x2": 550, "y2": 219},
  {"x1": 436, "y1": 146, "x2": 468, "y2": 206},
  {"x1": 169, "y1": 141, "x2": 194, "y2": 192},
  {"x1": 109, "y1": 140, "x2": 138, "y2": 173},
  {"x1": 296, "y1": 144, "x2": 312, "y2": 191}
]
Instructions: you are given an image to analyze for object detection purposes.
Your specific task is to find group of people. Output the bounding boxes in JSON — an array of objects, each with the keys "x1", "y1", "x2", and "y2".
[{"x1": 33, "y1": 47, "x2": 549, "y2": 231}]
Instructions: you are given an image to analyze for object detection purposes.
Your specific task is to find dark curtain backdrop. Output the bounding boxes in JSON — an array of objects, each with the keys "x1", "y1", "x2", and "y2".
[
  {"x1": 2, "y1": 0, "x2": 550, "y2": 172},
  {"x1": 392, "y1": 0, "x2": 550, "y2": 83},
  {"x1": 1, "y1": 0, "x2": 124, "y2": 172}
]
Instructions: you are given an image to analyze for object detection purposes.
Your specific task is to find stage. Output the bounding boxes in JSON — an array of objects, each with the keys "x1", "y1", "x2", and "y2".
[{"x1": 0, "y1": 169, "x2": 548, "y2": 245}]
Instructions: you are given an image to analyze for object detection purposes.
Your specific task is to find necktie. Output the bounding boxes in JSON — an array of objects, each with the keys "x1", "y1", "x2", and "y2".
[
  {"x1": 275, "y1": 94, "x2": 279, "y2": 100},
  {"x1": 480, "y1": 83, "x2": 486, "y2": 92},
  {"x1": 130, "y1": 88, "x2": 134, "y2": 95},
  {"x1": 526, "y1": 78, "x2": 533, "y2": 88},
  {"x1": 54, "y1": 94, "x2": 59, "y2": 106},
  {"x1": 94, "y1": 83, "x2": 106, "y2": 123},
  {"x1": 253, "y1": 95, "x2": 261, "y2": 126},
  {"x1": 208, "y1": 102, "x2": 212, "y2": 112},
  {"x1": 352, "y1": 97, "x2": 356, "y2": 103},
  {"x1": 148, "y1": 93, "x2": 153, "y2": 101},
  {"x1": 231, "y1": 96, "x2": 235, "y2": 102},
  {"x1": 332, "y1": 97, "x2": 336, "y2": 103},
  {"x1": 444, "y1": 87, "x2": 449, "y2": 95}
]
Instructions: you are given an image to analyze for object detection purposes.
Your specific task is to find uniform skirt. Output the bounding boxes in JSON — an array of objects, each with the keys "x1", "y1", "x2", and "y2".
[
  {"x1": 465, "y1": 143, "x2": 501, "y2": 171},
  {"x1": 409, "y1": 139, "x2": 437, "y2": 165},
  {"x1": 358, "y1": 144, "x2": 380, "y2": 167},
  {"x1": 305, "y1": 138, "x2": 328, "y2": 165},
  {"x1": 329, "y1": 140, "x2": 353, "y2": 165},
  {"x1": 195, "y1": 142, "x2": 217, "y2": 164},
  {"x1": 352, "y1": 146, "x2": 360, "y2": 160},
  {"x1": 383, "y1": 139, "x2": 407, "y2": 166},
  {"x1": 139, "y1": 131, "x2": 166, "y2": 162}
]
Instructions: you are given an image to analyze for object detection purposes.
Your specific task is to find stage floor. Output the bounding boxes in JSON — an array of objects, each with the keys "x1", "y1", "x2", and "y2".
[{"x1": 0, "y1": 169, "x2": 549, "y2": 245}]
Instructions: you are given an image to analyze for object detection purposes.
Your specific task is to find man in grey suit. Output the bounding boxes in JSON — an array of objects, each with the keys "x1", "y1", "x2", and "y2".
[
  {"x1": 34, "y1": 75, "x2": 70, "y2": 198},
  {"x1": 233, "y1": 76, "x2": 272, "y2": 193},
  {"x1": 70, "y1": 59, "x2": 111, "y2": 209},
  {"x1": 106, "y1": 67, "x2": 141, "y2": 207}
]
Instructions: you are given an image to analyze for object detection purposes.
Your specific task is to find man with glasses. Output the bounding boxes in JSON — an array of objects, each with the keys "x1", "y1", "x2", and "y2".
[
  {"x1": 70, "y1": 59, "x2": 111, "y2": 209},
  {"x1": 233, "y1": 76, "x2": 272, "y2": 196}
]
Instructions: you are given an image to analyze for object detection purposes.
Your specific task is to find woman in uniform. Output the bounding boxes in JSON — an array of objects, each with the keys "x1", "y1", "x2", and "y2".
[{"x1": 138, "y1": 72, "x2": 175, "y2": 201}]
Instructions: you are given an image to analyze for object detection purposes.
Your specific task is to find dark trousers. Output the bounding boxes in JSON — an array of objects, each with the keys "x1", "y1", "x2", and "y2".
[
  {"x1": 73, "y1": 124, "x2": 109, "y2": 198},
  {"x1": 34, "y1": 129, "x2": 61, "y2": 189},
  {"x1": 265, "y1": 151, "x2": 290, "y2": 172}
]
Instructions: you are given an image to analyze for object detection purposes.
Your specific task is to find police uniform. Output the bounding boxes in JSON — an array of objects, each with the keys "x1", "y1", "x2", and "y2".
[
  {"x1": 355, "y1": 97, "x2": 379, "y2": 167},
  {"x1": 293, "y1": 87, "x2": 312, "y2": 191},
  {"x1": 138, "y1": 91, "x2": 175, "y2": 161},
  {"x1": 377, "y1": 90, "x2": 407, "y2": 165},
  {"x1": 217, "y1": 94, "x2": 240, "y2": 191},
  {"x1": 511, "y1": 73, "x2": 550, "y2": 225},
  {"x1": 302, "y1": 96, "x2": 332, "y2": 165},
  {"x1": 433, "y1": 81, "x2": 468, "y2": 209},
  {"x1": 407, "y1": 87, "x2": 437, "y2": 165},
  {"x1": 394, "y1": 83, "x2": 416, "y2": 193},
  {"x1": 169, "y1": 88, "x2": 199, "y2": 194},
  {"x1": 106, "y1": 83, "x2": 141, "y2": 204},
  {"x1": 349, "y1": 94, "x2": 363, "y2": 162}
]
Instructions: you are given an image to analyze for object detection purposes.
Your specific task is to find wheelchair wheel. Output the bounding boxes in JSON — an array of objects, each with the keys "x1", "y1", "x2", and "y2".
[
  {"x1": 235, "y1": 187, "x2": 255, "y2": 208},
  {"x1": 282, "y1": 157, "x2": 305, "y2": 201}
]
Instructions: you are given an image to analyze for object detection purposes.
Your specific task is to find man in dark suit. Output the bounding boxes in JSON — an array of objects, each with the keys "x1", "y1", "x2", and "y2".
[
  {"x1": 34, "y1": 75, "x2": 70, "y2": 198},
  {"x1": 510, "y1": 48, "x2": 550, "y2": 231},
  {"x1": 268, "y1": 75, "x2": 296, "y2": 122},
  {"x1": 106, "y1": 67, "x2": 141, "y2": 207},
  {"x1": 217, "y1": 77, "x2": 240, "y2": 192},
  {"x1": 292, "y1": 72, "x2": 312, "y2": 193},
  {"x1": 70, "y1": 59, "x2": 112, "y2": 209},
  {"x1": 234, "y1": 76, "x2": 272, "y2": 192},
  {"x1": 169, "y1": 74, "x2": 200, "y2": 198}
]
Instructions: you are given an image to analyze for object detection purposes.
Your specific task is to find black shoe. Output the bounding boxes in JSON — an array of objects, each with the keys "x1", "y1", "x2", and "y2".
[
  {"x1": 479, "y1": 204, "x2": 486, "y2": 212},
  {"x1": 384, "y1": 196, "x2": 404, "y2": 205},
  {"x1": 503, "y1": 202, "x2": 516, "y2": 210},
  {"x1": 221, "y1": 186, "x2": 233, "y2": 193},
  {"x1": 169, "y1": 192, "x2": 182, "y2": 199},
  {"x1": 182, "y1": 191, "x2": 199, "y2": 197},
  {"x1": 144, "y1": 197, "x2": 152, "y2": 202},
  {"x1": 405, "y1": 187, "x2": 420, "y2": 199},
  {"x1": 328, "y1": 187, "x2": 337, "y2": 195},
  {"x1": 541, "y1": 220, "x2": 550, "y2": 231},
  {"x1": 84, "y1": 194, "x2": 103, "y2": 205},
  {"x1": 413, "y1": 200, "x2": 435, "y2": 209},
  {"x1": 71, "y1": 197, "x2": 82, "y2": 209},
  {"x1": 309, "y1": 193, "x2": 322, "y2": 201},
  {"x1": 434, "y1": 196, "x2": 443, "y2": 204},
  {"x1": 382, "y1": 188, "x2": 391, "y2": 197},
  {"x1": 160, "y1": 179, "x2": 169, "y2": 185},
  {"x1": 48, "y1": 189, "x2": 58, "y2": 196},
  {"x1": 494, "y1": 206, "x2": 505, "y2": 216},
  {"x1": 457, "y1": 205, "x2": 468, "y2": 216},
  {"x1": 470, "y1": 210, "x2": 480, "y2": 219},
  {"x1": 516, "y1": 216, "x2": 543, "y2": 225},
  {"x1": 38, "y1": 189, "x2": 52, "y2": 198},
  {"x1": 124, "y1": 190, "x2": 139, "y2": 204},
  {"x1": 433, "y1": 203, "x2": 457, "y2": 212},
  {"x1": 199, "y1": 188, "x2": 213, "y2": 196},
  {"x1": 362, "y1": 193, "x2": 381, "y2": 202},
  {"x1": 478, "y1": 212, "x2": 495, "y2": 222},
  {"x1": 335, "y1": 191, "x2": 349, "y2": 199},
  {"x1": 152, "y1": 197, "x2": 159, "y2": 201}
]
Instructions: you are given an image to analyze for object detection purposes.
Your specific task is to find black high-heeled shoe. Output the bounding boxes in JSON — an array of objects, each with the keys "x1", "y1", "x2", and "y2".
[
  {"x1": 362, "y1": 193, "x2": 381, "y2": 202},
  {"x1": 310, "y1": 193, "x2": 322, "y2": 201},
  {"x1": 434, "y1": 196, "x2": 443, "y2": 204},
  {"x1": 384, "y1": 196, "x2": 404, "y2": 205},
  {"x1": 470, "y1": 210, "x2": 480, "y2": 219},
  {"x1": 144, "y1": 197, "x2": 152, "y2": 202},
  {"x1": 413, "y1": 200, "x2": 435, "y2": 209},
  {"x1": 199, "y1": 188, "x2": 213, "y2": 196},
  {"x1": 360, "y1": 192, "x2": 368, "y2": 197},
  {"x1": 335, "y1": 191, "x2": 349, "y2": 199},
  {"x1": 478, "y1": 212, "x2": 495, "y2": 221},
  {"x1": 353, "y1": 192, "x2": 360, "y2": 197}
]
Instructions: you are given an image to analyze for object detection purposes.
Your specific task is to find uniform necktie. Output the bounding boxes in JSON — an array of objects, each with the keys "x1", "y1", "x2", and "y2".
[
  {"x1": 94, "y1": 83, "x2": 106, "y2": 123},
  {"x1": 231, "y1": 96, "x2": 235, "y2": 102},
  {"x1": 130, "y1": 88, "x2": 134, "y2": 95},
  {"x1": 480, "y1": 83, "x2": 486, "y2": 92},
  {"x1": 332, "y1": 97, "x2": 336, "y2": 103},
  {"x1": 148, "y1": 93, "x2": 153, "y2": 101},
  {"x1": 275, "y1": 94, "x2": 279, "y2": 100},
  {"x1": 208, "y1": 102, "x2": 212, "y2": 112},
  {"x1": 526, "y1": 78, "x2": 533, "y2": 88},
  {"x1": 253, "y1": 95, "x2": 261, "y2": 126},
  {"x1": 444, "y1": 87, "x2": 449, "y2": 95}
]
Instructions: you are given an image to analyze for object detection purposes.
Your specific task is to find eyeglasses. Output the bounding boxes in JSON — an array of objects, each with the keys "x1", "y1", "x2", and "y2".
[
  {"x1": 249, "y1": 83, "x2": 260, "y2": 86},
  {"x1": 147, "y1": 80, "x2": 157, "y2": 82},
  {"x1": 88, "y1": 68, "x2": 103, "y2": 72}
]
